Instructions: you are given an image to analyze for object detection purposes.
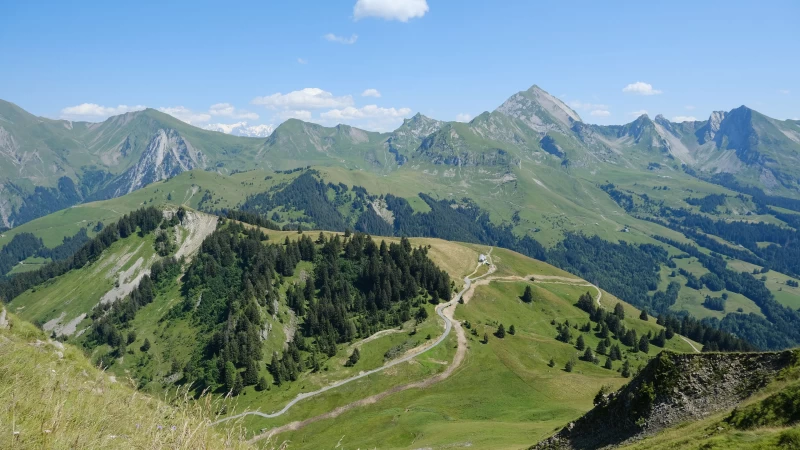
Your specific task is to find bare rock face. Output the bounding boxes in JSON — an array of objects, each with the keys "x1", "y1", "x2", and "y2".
[
  {"x1": 531, "y1": 350, "x2": 797, "y2": 450},
  {"x1": 113, "y1": 129, "x2": 206, "y2": 196}
]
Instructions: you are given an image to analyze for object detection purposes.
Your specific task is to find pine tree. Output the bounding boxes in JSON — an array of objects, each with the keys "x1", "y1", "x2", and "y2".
[
  {"x1": 127, "y1": 330, "x2": 137, "y2": 345},
  {"x1": 495, "y1": 324, "x2": 506, "y2": 339},
  {"x1": 140, "y1": 338, "x2": 151, "y2": 352},
  {"x1": 521, "y1": 285, "x2": 534, "y2": 303},
  {"x1": 224, "y1": 361, "x2": 237, "y2": 393},
  {"x1": 482, "y1": 333, "x2": 489, "y2": 344},
  {"x1": 604, "y1": 357, "x2": 613, "y2": 370},
  {"x1": 233, "y1": 373, "x2": 244, "y2": 395},
  {"x1": 621, "y1": 360, "x2": 631, "y2": 378},
  {"x1": 609, "y1": 344, "x2": 622, "y2": 361},
  {"x1": 639, "y1": 309, "x2": 648, "y2": 321},
  {"x1": 243, "y1": 359, "x2": 259, "y2": 385},
  {"x1": 346, "y1": 348, "x2": 361, "y2": 367},
  {"x1": 565, "y1": 358, "x2": 575, "y2": 372},
  {"x1": 596, "y1": 339, "x2": 607, "y2": 355},
  {"x1": 582, "y1": 347, "x2": 594, "y2": 362},
  {"x1": 557, "y1": 326, "x2": 572, "y2": 344},
  {"x1": 415, "y1": 307, "x2": 428, "y2": 323},
  {"x1": 548, "y1": 358, "x2": 556, "y2": 368},
  {"x1": 509, "y1": 324, "x2": 516, "y2": 335},
  {"x1": 614, "y1": 302, "x2": 625, "y2": 320},
  {"x1": 653, "y1": 330, "x2": 666, "y2": 347},
  {"x1": 639, "y1": 335, "x2": 650, "y2": 353},
  {"x1": 256, "y1": 376, "x2": 270, "y2": 392},
  {"x1": 576, "y1": 334, "x2": 585, "y2": 350}
]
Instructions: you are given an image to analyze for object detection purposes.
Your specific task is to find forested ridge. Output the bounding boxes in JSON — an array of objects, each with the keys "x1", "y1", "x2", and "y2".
[
  {"x1": 232, "y1": 171, "x2": 762, "y2": 351},
  {"x1": 0, "y1": 228, "x2": 90, "y2": 278},
  {"x1": 164, "y1": 221, "x2": 451, "y2": 394},
  {"x1": 654, "y1": 236, "x2": 800, "y2": 350},
  {"x1": 0, "y1": 207, "x2": 164, "y2": 302}
]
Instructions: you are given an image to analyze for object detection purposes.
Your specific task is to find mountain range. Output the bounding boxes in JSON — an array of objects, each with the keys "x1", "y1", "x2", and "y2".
[{"x1": 2, "y1": 84, "x2": 799, "y2": 229}]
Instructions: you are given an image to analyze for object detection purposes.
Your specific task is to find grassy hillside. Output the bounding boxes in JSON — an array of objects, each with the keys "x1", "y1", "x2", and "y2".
[
  {"x1": 0, "y1": 309, "x2": 250, "y2": 449},
  {"x1": 213, "y1": 235, "x2": 699, "y2": 449},
  {"x1": 7, "y1": 164, "x2": 795, "y2": 352}
]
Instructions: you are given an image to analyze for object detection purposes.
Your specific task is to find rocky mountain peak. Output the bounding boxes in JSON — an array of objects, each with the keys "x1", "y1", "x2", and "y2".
[
  {"x1": 399, "y1": 113, "x2": 442, "y2": 138},
  {"x1": 496, "y1": 85, "x2": 582, "y2": 132}
]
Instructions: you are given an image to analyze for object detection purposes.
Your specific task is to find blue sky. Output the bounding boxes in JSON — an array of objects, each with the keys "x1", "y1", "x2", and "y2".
[{"x1": 1, "y1": 0, "x2": 797, "y2": 132}]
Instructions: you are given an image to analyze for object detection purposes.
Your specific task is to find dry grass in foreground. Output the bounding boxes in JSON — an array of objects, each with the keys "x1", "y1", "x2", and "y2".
[{"x1": 0, "y1": 310, "x2": 259, "y2": 449}]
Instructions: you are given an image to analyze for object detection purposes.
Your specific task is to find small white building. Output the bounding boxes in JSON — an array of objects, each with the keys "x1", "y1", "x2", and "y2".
[{"x1": 479, "y1": 254, "x2": 487, "y2": 263}]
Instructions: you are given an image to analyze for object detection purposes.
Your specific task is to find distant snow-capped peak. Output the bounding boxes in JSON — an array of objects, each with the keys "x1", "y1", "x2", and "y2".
[{"x1": 203, "y1": 122, "x2": 274, "y2": 137}]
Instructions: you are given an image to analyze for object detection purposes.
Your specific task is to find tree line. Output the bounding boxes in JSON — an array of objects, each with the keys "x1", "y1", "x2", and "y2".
[{"x1": 0, "y1": 207, "x2": 165, "y2": 302}]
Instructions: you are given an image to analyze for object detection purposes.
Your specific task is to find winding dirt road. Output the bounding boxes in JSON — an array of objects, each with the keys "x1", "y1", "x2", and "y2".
[
  {"x1": 214, "y1": 250, "x2": 498, "y2": 429},
  {"x1": 221, "y1": 250, "x2": 700, "y2": 443},
  {"x1": 232, "y1": 250, "x2": 614, "y2": 444}
]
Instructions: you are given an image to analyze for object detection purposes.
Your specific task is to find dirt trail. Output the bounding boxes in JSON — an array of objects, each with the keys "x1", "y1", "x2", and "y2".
[
  {"x1": 236, "y1": 250, "x2": 630, "y2": 443},
  {"x1": 681, "y1": 336, "x2": 701, "y2": 353},
  {"x1": 244, "y1": 251, "x2": 493, "y2": 444}
]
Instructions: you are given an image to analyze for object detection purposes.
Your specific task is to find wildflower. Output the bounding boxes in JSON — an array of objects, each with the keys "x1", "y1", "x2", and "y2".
[
  {"x1": 157, "y1": 425, "x2": 163, "y2": 430},
  {"x1": 171, "y1": 425, "x2": 176, "y2": 431},
  {"x1": 44, "y1": 430, "x2": 51, "y2": 434}
]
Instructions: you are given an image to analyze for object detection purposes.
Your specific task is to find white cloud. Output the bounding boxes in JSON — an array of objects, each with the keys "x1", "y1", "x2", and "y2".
[
  {"x1": 60, "y1": 103, "x2": 146, "y2": 120},
  {"x1": 361, "y1": 88, "x2": 381, "y2": 98},
  {"x1": 779, "y1": 89, "x2": 790, "y2": 95},
  {"x1": 320, "y1": 104, "x2": 412, "y2": 121},
  {"x1": 157, "y1": 106, "x2": 211, "y2": 124},
  {"x1": 203, "y1": 121, "x2": 248, "y2": 134},
  {"x1": 324, "y1": 33, "x2": 358, "y2": 44},
  {"x1": 275, "y1": 110, "x2": 313, "y2": 121},
  {"x1": 455, "y1": 113, "x2": 472, "y2": 122},
  {"x1": 569, "y1": 101, "x2": 609, "y2": 111},
  {"x1": 685, "y1": 105, "x2": 695, "y2": 110},
  {"x1": 622, "y1": 81, "x2": 662, "y2": 96},
  {"x1": 628, "y1": 110, "x2": 649, "y2": 117},
  {"x1": 672, "y1": 116, "x2": 698, "y2": 123},
  {"x1": 297, "y1": 58, "x2": 308, "y2": 64},
  {"x1": 354, "y1": 0, "x2": 429, "y2": 22},
  {"x1": 590, "y1": 109, "x2": 611, "y2": 117},
  {"x1": 203, "y1": 122, "x2": 275, "y2": 137},
  {"x1": 208, "y1": 103, "x2": 259, "y2": 120},
  {"x1": 252, "y1": 88, "x2": 354, "y2": 110}
]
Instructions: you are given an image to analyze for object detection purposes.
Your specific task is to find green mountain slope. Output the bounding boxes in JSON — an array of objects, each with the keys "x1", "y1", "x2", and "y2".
[{"x1": 4, "y1": 84, "x2": 800, "y2": 230}]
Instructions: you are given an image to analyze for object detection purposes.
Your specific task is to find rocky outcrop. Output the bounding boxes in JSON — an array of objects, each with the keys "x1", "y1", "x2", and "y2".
[
  {"x1": 112, "y1": 129, "x2": 205, "y2": 196},
  {"x1": 531, "y1": 350, "x2": 797, "y2": 450}
]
